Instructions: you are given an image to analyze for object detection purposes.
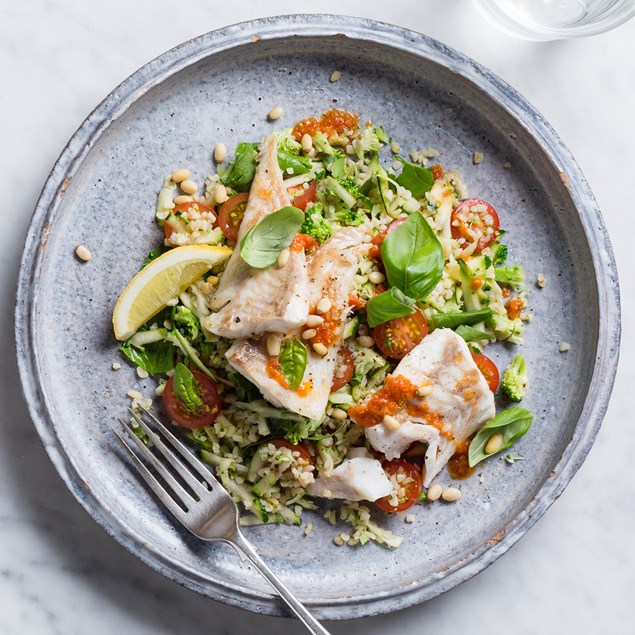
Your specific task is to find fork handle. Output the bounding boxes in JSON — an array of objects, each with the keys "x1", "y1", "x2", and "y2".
[{"x1": 228, "y1": 530, "x2": 331, "y2": 635}]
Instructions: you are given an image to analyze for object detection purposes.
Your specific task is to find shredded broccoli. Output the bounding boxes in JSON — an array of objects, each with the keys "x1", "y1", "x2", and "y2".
[
  {"x1": 172, "y1": 305, "x2": 201, "y2": 342},
  {"x1": 500, "y1": 353, "x2": 528, "y2": 402},
  {"x1": 300, "y1": 203, "x2": 332, "y2": 243},
  {"x1": 313, "y1": 131, "x2": 337, "y2": 155},
  {"x1": 355, "y1": 126, "x2": 384, "y2": 158},
  {"x1": 351, "y1": 347, "x2": 390, "y2": 388},
  {"x1": 493, "y1": 243, "x2": 508, "y2": 266},
  {"x1": 488, "y1": 313, "x2": 524, "y2": 344},
  {"x1": 273, "y1": 128, "x2": 302, "y2": 154},
  {"x1": 494, "y1": 264, "x2": 525, "y2": 287}
]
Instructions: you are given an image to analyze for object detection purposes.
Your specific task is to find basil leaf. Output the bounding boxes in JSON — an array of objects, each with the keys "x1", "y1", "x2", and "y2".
[
  {"x1": 278, "y1": 150, "x2": 311, "y2": 175},
  {"x1": 172, "y1": 362, "x2": 203, "y2": 411},
  {"x1": 431, "y1": 309, "x2": 493, "y2": 329},
  {"x1": 394, "y1": 156, "x2": 434, "y2": 198},
  {"x1": 367, "y1": 288, "x2": 417, "y2": 327},
  {"x1": 381, "y1": 212, "x2": 444, "y2": 300},
  {"x1": 240, "y1": 206, "x2": 305, "y2": 269},
  {"x1": 120, "y1": 338, "x2": 175, "y2": 374},
  {"x1": 468, "y1": 407, "x2": 534, "y2": 467},
  {"x1": 455, "y1": 324, "x2": 495, "y2": 343},
  {"x1": 222, "y1": 142, "x2": 258, "y2": 192},
  {"x1": 279, "y1": 338, "x2": 308, "y2": 390}
]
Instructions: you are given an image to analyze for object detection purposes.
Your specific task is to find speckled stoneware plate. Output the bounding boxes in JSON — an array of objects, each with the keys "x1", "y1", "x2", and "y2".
[{"x1": 16, "y1": 15, "x2": 619, "y2": 619}]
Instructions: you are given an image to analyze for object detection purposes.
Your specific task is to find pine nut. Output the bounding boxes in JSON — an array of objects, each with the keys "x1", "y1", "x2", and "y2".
[
  {"x1": 441, "y1": 487, "x2": 462, "y2": 502},
  {"x1": 331, "y1": 408, "x2": 348, "y2": 421},
  {"x1": 112, "y1": 362, "x2": 121, "y2": 371},
  {"x1": 75, "y1": 245, "x2": 92, "y2": 261},
  {"x1": 199, "y1": 282, "x2": 214, "y2": 294},
  {"x1": 416, "y1": 384, "x2": 434, "y2": 397},
  {"x1": 214, "y1": 183, "x2": 229, "y2": 204},
  {"x1": 305, "y1": 314, "x2": 324, "y2": 327},
  {"x1": 268, "y1": 106, "x2": 284, "y2": 121},
  {"x1": 357, "y1": 335, "x2": 374, "y2": 348},
  {"x1": 329, "y1": 70, "x2": 342, "y2": 82},
  {"x1": 214, "y1": 143, "x2": 227, "y2": 162},
  {"x1": 427, "y1": 483, "x2": 443, "y2": 501},
  {"x1": 174, "y1": 195, "x2": 194, "y2": 205},
  {"x1": 301, "y1": 134, "x2": 313, "y2": 153},
  {"x1": 277, "y1": 248, "x2": 290, "y2": 267},
  {"x1": 180, "y1": 179, "x2": 198, "y2": 194},
  {"x1": 171, "y1": 168, "x2": 190, "y2": 183},
  {"x1": 302, "y1": 329, "x2": 317, "y2": 340},
  {"x1": 485, "y1": 433, "x2": 504, "y2": 455},
  {"x1": 313, "y1": 342, "x2": 328, "y2": 357},
  {"x1": 266, "y1": 334, "x2": 281, "y2": 357},
  {"x1": 369, "y1": 271, "x2": 386, "y2": 284},
  {"x1": 207, "y1": 275, "x2": 220, "y2": 285},
  {"x1": 316, "y1": 297, "x2": 332, "y2": 314},
  {"x1": 383, "y1": 414, "x2": 401, "y2": 431},
  {"x1": 391, "y1": 142, "x2": 401, "y2": 154}
]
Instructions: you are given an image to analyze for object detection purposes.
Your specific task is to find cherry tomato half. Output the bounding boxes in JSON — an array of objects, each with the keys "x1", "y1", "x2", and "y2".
[
  {"x1": 331, "y1": 346, "x2": 355, "y2": 392},
  {"x1": 163, "y1": 369, "x2": 222, "y2": 429},
  {"x1": 376, "y1": 459, "x2": 423, "y2": 513},
  {"x1": 164, "y1": 201, "x2": 216, "y2": 239},
  {"x1": 218, "y1": 192, "x2": 250, "y2": 242},
  {"x1": 472, "y1": 353, "x2": 500, "y2": 393},
  {"x1": 373, "y1": 310, "x2": 428, "y2": 360},
  {"x1": 268, "y1": 438, "x2": 314, "y2": 466},
  {"x1": 450, "y1": 198, "x2": 500, "y2": 253},
  {"x1": 290, "y1": 180, "x2": 317, "y2": 211}
]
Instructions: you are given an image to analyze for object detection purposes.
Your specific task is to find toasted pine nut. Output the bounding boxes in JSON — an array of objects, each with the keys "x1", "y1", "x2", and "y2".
[
  {"x1": 302, "y1": 329, "x2": 317, "y2": 340},
  {"x1": 485, "y1": 433, "x2": 504, "y2": 455},
  {"x1": 214, "y1": 183, "x2": 229, "y2": 204},
  {"x1": 277, "y1": 248, "x2": 290, "y2": 268},
  {"x1": 316, "y1": 297, "x2": 332, "y2": 314},
  {"x1": 329, "y1": 70, "x2": 342, "y2": 82},
  {"x1": 441, "y1": 487, "x2": 462, "y2": 502},
  {"x1": 331, "y1": 408, "x2": 348, "y2": 421},
  {"x1": 180, "y1": 179, "x2": 198, "y2": 194},
  {"x1": 301, "y1": 134, "x2": 313, "y2": 153},
  {"x1": 214, "y1": 143, "x2": 227, "y2": 162},
  {"x1": 427, "y1": 483, "x2": 443, "y2": 501},
  {"x1": 313, "y1": 342, "x2": 328, "y2": 357},
  {"x1": 369, "y1": 271, "x2": 386, "y2": 284},
  {"x1": 171, "y1": 168, "x2": 190, "y2": 183},
  {"x1": 266, "y1": 334, "x2": 281, "y2": 357},
  {"x1": 356, "y1": 335, "x2": 374, "y2": 348},
  {"x1": 75, "y1": 245, "x2": 92, "y2": 261},
  {"x1": 391, "y1": 142, "x2": 401, "y2": 154},
  {"x1": 174, "y1": 195, "x2": 194, "y2": 205},
  {"x1": 383, "y1": 414, "x2": 401, "y2": 431},
  {"x1": 416, "y1": 384, "x2": 434, "y2": 397},
  {"x1": 305, "y1": 314, "x2": 324, "y2": 327},
  {"x1": 207, "y1": 275, "x2": 220, "y2": 285},
  {"x1": 268, "y1": 106, "x2": 284, "y2": 121},
  {"x1": 199, "y1": 282, "x2": 214, "y2": 294},
  {"x1": 112, "y1": 362, "x2": 121, "y2": 371}
]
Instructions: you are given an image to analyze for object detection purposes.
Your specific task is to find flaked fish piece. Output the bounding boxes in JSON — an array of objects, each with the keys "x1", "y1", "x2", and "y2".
[
  {"x1": 225, "y1": 227, "x2": 368, "y2": 420},
  {"x1": 205, "y1": 135, "x2": 309, "y2": 338},
  {"x1": 353, "y1": 329, "x2": 495, "y2": 486}
]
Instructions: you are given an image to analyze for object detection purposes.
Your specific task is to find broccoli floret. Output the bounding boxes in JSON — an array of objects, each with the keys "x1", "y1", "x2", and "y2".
[
  {"x1": 488, "y1": 312, "x2": 524, "y2": 344},
  {"x1": 500, "y1": 353, "x2": 528, "y2": 402},
  {"x1": 300, "y1": 203, "x2": 332, "y2": 243},
  {"x1": 494, "y1": 264, "x2": 525, "y2": 287},
  {"x1": 331, "y1": 206, "x2": 367, "y2": 227},
  {"x1": 325, "y1": 175, "x2": 359, "y2": 209},
  {"x1": 313, "y1": 131, "x2": 337, "y2": 155},
  {"x1": 493, "y1": 243, "x2": 508, "y2": 266},
  {"x1": 273, "y1": 128, "x2": 302, "y2": 154},
  {"x1": 172, "y1": 306, "x2": 201, "y2": 342},
  {"x1": 355, "y1": 126, "x2": 384, "y2": 158}
]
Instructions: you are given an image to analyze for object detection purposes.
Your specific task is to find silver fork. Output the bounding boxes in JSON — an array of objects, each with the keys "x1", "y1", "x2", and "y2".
[{"x1": 114, "y1": 405, "x2": 330, "y2": 635}]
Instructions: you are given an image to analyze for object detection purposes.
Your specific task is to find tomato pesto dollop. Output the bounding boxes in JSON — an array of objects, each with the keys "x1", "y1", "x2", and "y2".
[
  {"x1": 265, "y1": 357, "x2": 312, "y2": 397},
  {"x1": 290, "y1": 233, "x2": 319, "y2": 253},
  {"x1": 310, "y1": 309, "x2": 340, "y2": 347},
  {"x1": 292, "y1": 109, "x2": 360, "y2": 141}
]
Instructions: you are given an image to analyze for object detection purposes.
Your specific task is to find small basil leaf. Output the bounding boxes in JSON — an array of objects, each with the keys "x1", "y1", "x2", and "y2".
[
  {"x1": 431, "y1": 309, "x2": 493, "y2": 329},
  {"x1": 366, "y1": 288, "x2": 417, "y2": 327},
  {"x1": 468, "y1": 407, "x2": 534, "y2": 467},
  {"x1": 455, "y1": 324, "x2": 495, "y2": 343},
  {"x1": 278, "y1": 150, "x2": 311, "y2": 175},
  {"x1": 120, "y1": 338, "x2": 175, "y2": 375},
  {"x1": 240, "y1": 206, "x2": 305, "y2": 269},
  {"x1": 279, "y1": 338, "x2": 308, "y2": 390},
  {"x1": 172, "y1": 363, "x2": 204, "y2": 411},
  {"x1": 222, "y1": 142, "x2": 258, "y2": 192},
  {"x1": 394, "y1": 156, "x2": 434, "y2": 198},
  {"x1": 381, "y1": 212, "x2": 444, "y2": 300}
]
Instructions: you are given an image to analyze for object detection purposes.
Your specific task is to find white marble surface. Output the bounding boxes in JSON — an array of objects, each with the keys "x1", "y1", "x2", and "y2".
[{"x1": 1, "y1": 1, "x2": 633, "y2": 633}]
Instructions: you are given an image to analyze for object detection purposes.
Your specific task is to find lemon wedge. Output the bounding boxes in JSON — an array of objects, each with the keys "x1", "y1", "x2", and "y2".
[{"x1": 112, "y1": 245, "x2": 232, "y2": 341}]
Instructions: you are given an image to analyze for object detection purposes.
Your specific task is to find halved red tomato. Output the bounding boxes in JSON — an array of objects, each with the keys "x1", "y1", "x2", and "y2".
[
  {"x1": 163, "y1": 369, "x2": 222, "y2": 429},
  {"x1": 472, "y1": 353, "x2": 500, "y2": 392},
  {"x1": 373, "y1": 310, "x2": 428, "y2": 360},
  {"x1": 376, "y1": 459, "x2": 423, "y2": 513},
  {"x1": 268, "y1": 438, "x2": 314, "y2": 466},
  {"x1": 290, "y1": 180, "x2": 317, "y2": 211},
  {"x1": 331, "y1": 346, "x2": 355, "y2": 392},
  {"x1": 164, "y1": 201, "x2": 216, "y2": 239},
  {"x1": 450, "y1": 198, "x2": 500, "y2": 253},
  {"x1": 218, "y1": 192, "x2": 249, "y2": 242}
]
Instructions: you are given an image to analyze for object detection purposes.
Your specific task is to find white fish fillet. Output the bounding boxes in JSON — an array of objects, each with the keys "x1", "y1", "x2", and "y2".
[
  {"x1": 362, "y1": 329, "x2": 495, "y2": 486},
  {"x1": 205, "y1": 135, "x2": 309, "y2": 338},
  {"x1": 225, "y1": 227, "x2": 367, "y2": 420},
  {"x1": 306, "y1": 456, "x2": 392, "y2": 502}
]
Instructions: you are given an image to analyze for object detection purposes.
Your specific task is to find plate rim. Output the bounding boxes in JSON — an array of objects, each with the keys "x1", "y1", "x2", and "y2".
[{"x1": 15, "y1": 14, "x2": 621, "y2": 619}]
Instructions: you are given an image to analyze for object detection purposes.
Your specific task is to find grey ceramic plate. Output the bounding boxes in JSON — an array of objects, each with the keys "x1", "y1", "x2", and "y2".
[{"x1": 16, "y1": 15, "x2": 619, "y2": 619}]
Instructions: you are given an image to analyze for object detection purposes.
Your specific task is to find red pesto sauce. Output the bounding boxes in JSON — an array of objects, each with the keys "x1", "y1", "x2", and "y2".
[
  {"x1": 311, "y1": 309, "x2": 340, "y2": 347},
  {"x1": 290, "y1": 233, "x2": 318, "y2": 253},
  {"x1": 447, "y1": 438, "x2": 475, "y2": 480},
  {"x1": 292, "y1": 109, "x2": 360, "y2": 141},
  {"x1": 265, "y1": 358, "x2": 312, "y2": 397},
  {"x1": 348, "y1": 375, "x2": 445, "y2": 433}
]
